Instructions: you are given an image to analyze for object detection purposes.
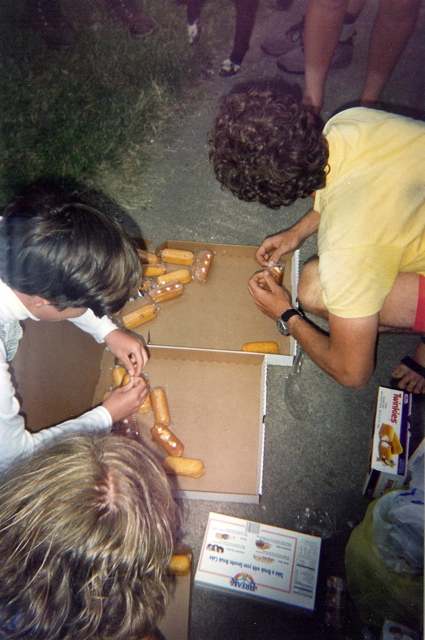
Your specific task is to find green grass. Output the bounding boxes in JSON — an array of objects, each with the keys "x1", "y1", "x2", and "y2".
[{"x1": 0, "y1": 0, "x2": 234, "y2": 205}]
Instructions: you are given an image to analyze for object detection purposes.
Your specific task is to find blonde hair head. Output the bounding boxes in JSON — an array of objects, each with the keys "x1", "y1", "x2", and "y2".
[{"x1": 0, "y1": 434, "x2": 180, "y2": 640}]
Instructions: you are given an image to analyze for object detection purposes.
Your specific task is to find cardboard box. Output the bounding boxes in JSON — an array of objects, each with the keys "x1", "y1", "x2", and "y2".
[
  {"x1": 13, "y1": 241, "x2": 298, "y2": 502},
  {"x1": 195, "y1": 512, "x2": 321, "y2": 612},
  {"x1": 11, "y1": 242, "x2": 299, "y2": 635},
  {"x1": 94, "y1": 346, "x2": 267, "y2": 503},
  {"x1": 363, "y1": 387, "x2": 412, "y2": 498},
  {"x1": 159, "y1": 573, "x2": 191, "y2": 640},
  {"x1": 127, "y1": 241, "x2": 299, "y2": 366}
]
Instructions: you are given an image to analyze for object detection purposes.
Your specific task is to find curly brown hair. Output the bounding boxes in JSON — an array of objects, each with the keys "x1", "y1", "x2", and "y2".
[{"x1": 209, "y1": 83, "x2": 329, "y2": 208}]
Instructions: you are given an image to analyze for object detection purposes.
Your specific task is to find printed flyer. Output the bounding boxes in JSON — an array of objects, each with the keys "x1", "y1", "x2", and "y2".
[{"x1": 195, "y1": 512, "x2": 321, "y2": 611}]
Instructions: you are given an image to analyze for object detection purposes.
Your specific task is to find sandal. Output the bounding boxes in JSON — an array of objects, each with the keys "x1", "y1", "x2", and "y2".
[
  {"x1": 399, "y1": 355, "x2": 425, "y2": 379},
  {"x1": 391, "y1": 337, "x2": 425, "y2": 394}
]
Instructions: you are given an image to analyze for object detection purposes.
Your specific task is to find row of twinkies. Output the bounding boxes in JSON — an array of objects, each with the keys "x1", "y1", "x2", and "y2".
[
  {"x1": 110, "y1": 365, "x2": 206, "y2": 479},
  {"x1": 120, "y1": 247, "x2": 214, "y2": 331},
  {"x1": 121, "y1": 245, "x2": 288, "y2": 356}
]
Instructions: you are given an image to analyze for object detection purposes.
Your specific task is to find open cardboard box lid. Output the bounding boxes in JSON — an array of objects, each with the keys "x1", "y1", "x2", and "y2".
[
  {"x1": 158, "y1": 572, "x2": 191, "y2": 640},
  {"x1": 127, "y1": 242, "x2": 298, "y2": 366}
]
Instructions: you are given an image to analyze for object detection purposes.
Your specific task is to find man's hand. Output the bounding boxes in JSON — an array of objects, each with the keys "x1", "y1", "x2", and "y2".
[
  {"x1": 102, "y1": 375, "x2": 148, "y2": 423},
  {"x1": 248, "y1": 270, "x2": 293, "y2": 320},
  {"x1": 256, "y1": 231, "x2": 300, "y2": 267},
  {"x1": 104, "y1": 329, "x2": 149, "y2": 376},
  {"x1": 256, "y1": 209, "x2": 320, "y2": 267}
]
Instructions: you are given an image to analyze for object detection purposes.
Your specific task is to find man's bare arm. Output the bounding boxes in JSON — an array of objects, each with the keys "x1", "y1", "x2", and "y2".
[
  {"x1": 248, "y1": 270, "x2": 378, "y2": 389},
  {"x1": 285, "y1": 312, "x2": 378, "y2": 389}
]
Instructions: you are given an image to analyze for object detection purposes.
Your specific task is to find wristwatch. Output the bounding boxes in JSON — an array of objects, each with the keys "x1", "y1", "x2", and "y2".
[{"x1": 276, "y1": 308, "x2": 303, "y2": 336}]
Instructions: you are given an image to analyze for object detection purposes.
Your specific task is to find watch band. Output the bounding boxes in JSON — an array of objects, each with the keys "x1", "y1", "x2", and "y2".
[{"x1": 280, "y1": 308, "x2": 301, "y2": 323}]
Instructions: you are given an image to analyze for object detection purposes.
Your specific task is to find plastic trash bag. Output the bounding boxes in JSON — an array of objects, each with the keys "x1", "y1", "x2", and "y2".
[{"x1": 345, "y1": 447, "x2": 423, "y2": 630}]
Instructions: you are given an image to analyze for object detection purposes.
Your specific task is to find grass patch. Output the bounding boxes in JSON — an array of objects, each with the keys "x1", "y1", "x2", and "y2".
[{"x1": 0, "y1": 0, "x2": 234, "y2": 205}]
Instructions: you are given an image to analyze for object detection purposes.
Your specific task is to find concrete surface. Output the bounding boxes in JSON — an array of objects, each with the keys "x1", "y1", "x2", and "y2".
[{"x1": 117, "y1": 2, "x2": 425, "y2": 638}]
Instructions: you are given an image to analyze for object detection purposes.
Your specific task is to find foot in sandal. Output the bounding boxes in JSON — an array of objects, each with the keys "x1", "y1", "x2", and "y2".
[{"x1": 391, "y1": 337, "x2": 425, "y2": 394}]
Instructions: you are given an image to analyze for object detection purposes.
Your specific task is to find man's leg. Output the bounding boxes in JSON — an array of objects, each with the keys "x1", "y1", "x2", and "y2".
[
  {"x1": 382, "y1": 273, "x2": 425, "y2": 394},
  {"x1": 298, "y1": 262, "x2": 425, "y2": 392}
]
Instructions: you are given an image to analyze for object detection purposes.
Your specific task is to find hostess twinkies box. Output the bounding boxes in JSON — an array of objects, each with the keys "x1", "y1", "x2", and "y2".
[
  {"x1": 363, "y1": 387, "x2": 412, "y2": 498},
  {"x1": 195, "y1": 512, "x2": 321, "y2": 612}
]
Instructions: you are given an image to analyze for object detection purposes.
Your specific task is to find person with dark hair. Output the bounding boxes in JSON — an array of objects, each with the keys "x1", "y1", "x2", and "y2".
[
  {"x1": 0, "y1": 433, "x2": 180, "y2": 640},
  {"x1": 0, "y1": 191, "x2": 149, "y2": 470},
  {"x1": 209, "y1": 84, "x2": 425, "y2": 392}
]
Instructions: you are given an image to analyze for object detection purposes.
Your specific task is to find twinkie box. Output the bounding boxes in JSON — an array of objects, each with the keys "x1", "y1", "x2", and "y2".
[
  {"x1": 363, "y1": 387, "x2": 411, "y2": 498},
  {"x1": 195, "y1": 512, "x2": 321, "y2": 612}
]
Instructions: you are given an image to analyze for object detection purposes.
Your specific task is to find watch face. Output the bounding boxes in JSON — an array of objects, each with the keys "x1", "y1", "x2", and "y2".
[{"x1": 276, "y1": 317, "x2": 289, "y2": 336}]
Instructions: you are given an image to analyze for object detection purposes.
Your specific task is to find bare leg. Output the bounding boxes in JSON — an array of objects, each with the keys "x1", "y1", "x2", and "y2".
[
  {"x1": 381, "y1": 272, "x2": 425, "y2": 393},
  {"x1": 298, "y1": 261, "x2": 425, "y2": 392},
  {"x1": 360, "y1": 0, "x2": 422, "y2": 104},
  {"x1": 391, "y1": 340, "x2": 425, "y2": 393},
  {"x1": 302, "y1": 0, "x2": 349, "y2": 111}
]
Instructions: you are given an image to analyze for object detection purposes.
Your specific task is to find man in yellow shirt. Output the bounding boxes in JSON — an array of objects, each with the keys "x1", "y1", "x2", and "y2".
[{"x1": 209, "y1": 83, "x2": 425, "y2": 392}]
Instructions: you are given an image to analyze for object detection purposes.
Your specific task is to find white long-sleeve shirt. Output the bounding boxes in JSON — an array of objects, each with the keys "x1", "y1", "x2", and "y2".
[{"x1": 0, "y1": 278, "x2": 116, "y2": 470}]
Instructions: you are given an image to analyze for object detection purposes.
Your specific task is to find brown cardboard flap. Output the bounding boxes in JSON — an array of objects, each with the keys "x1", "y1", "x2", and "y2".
[
  {"x1": 123, "y1": 242, "x2": 295, "y2": 359},
  {"x1": 12, "y1": 319, "x2": 105, "y2": 431},
  {"x1": 158, "y1": 574, "x2": 191, "y2": 640}
]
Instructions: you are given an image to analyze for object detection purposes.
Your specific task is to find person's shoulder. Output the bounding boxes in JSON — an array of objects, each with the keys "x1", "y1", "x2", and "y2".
[
  {"x1": 326, "y1": 106, "x2": 425, "y2": 131},
  {"x1": 325, "y1": 106, "x2": 393, "y2": 129}
]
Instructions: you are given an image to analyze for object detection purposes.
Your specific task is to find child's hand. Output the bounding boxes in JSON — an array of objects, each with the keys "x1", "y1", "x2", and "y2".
[
  {"x1": 102, "y1": 376, "x2": 148, "y2": 423},
  {"x1": 104, "y1": 329, "x2": 149, "y2": 376}
]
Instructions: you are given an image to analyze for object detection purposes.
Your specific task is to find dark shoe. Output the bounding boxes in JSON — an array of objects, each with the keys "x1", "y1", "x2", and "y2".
[
  {"x1": 276, "y1": 35, "x2": 355, "y2": 75},
  {"x1": 25, "y1": 0, "x2": 77, "y2": 49},
  {"x1": 104, "y1": 0, "x2": 154, "y2": 37},
  {"x1": 218, "y1": 58, "x2": 241, "y2": 77},
  {"x1": 261, "y1": 16, "x2": 304, "y2": 57}
]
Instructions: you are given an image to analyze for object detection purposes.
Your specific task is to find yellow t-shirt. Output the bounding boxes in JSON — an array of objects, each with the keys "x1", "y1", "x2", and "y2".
[{"x1": 314, "y1": 107, "x2": 425, "y2": 318}]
